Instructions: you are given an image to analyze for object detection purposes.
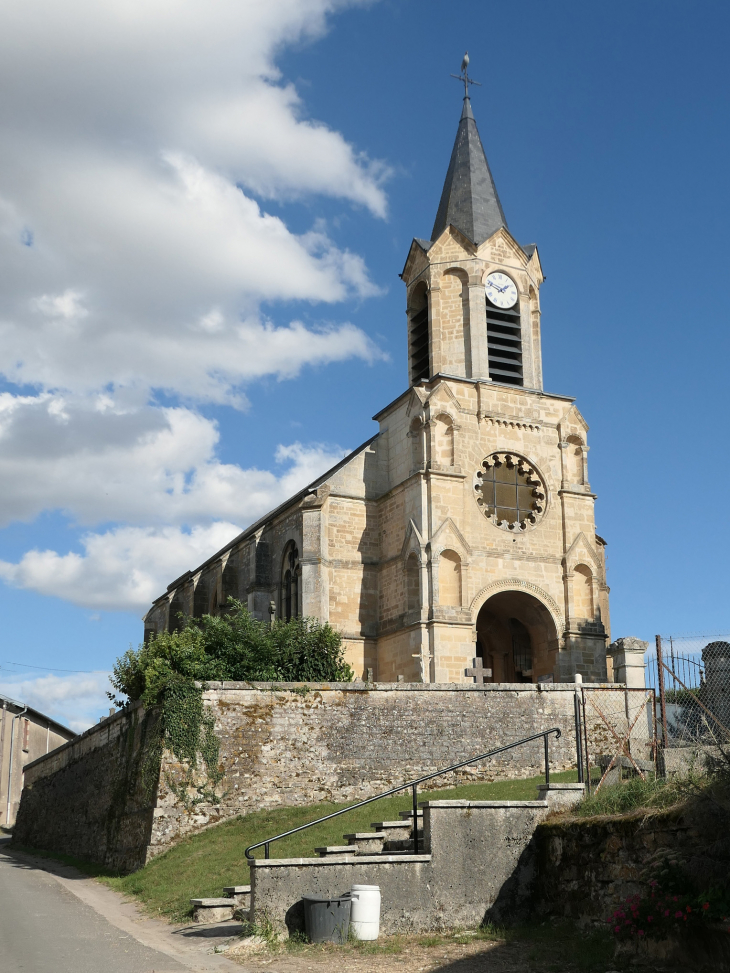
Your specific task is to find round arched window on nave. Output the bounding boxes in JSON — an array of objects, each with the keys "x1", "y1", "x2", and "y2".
[{"x1": 473, "y1": 452, "x2": 546, "y2": 532}]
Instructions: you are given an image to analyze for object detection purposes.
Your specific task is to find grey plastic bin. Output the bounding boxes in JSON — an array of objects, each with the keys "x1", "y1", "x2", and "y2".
[{"x1": 302, "y1": 894, "x2": 351, "y2": 943}]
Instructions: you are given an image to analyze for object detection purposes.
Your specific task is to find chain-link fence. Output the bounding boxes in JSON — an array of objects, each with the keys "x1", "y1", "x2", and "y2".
[
  {"x1": 581, "y1": 687, "x2": 657, "y2": 792},
  {"x1": 645, "y1": 636, "x2": 730, "y2": 774}
]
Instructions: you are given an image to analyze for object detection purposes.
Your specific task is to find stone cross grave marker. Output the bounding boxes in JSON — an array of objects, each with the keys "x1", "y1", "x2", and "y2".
[{"x1": 465, "y1": 657, "x2": 492, "y2": 684}]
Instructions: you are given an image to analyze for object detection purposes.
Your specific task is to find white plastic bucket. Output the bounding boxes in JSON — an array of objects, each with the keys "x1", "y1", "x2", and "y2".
[{"x1": 349, "y1": 884, "x2": 381, "y2": 940}]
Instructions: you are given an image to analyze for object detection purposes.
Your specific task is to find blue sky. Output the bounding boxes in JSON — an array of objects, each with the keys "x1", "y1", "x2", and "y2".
[{"x1": 0, "y1": 0, "x2": 728, "y2": 728}]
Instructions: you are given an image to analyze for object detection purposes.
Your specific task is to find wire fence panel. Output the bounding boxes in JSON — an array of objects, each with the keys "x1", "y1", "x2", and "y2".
[
  {"x1": 647, "y1": 636, "x2": 730, "y2": 751},
  {"x1": 581, "y1": 688, "x2": 657, "y2": 792}
]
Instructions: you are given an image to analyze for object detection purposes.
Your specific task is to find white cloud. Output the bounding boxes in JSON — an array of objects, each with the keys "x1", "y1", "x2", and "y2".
[
  {"x1": 0, "y1": 392, "x2": 346, "y2": 528},
  {"x1": 0, "y1": 672, "x2": 113, "y2": 733},
  {"x1": 0, "y1": 0, "x2": 388, "y2": 404},
  {"x1": 0, "y1": 0, "x2": 383, "y2": 625},
  {"x1": 0, "y1": 430, "x2": 347, "y2": 612},
  {"x1": 0, "y1": 525, "x2": 242, "y2": 614}
]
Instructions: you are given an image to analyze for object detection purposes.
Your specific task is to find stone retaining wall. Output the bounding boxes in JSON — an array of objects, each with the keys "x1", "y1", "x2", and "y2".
[
  {"x1": 535, "y1": 803, "x2": 727, "y2": 922},
  {"x1": 14, "y1": 682, "x2": 591, "y2": 872},
  {"x1": 13, "y1": 703, "x2": 162, "y2": 873}
]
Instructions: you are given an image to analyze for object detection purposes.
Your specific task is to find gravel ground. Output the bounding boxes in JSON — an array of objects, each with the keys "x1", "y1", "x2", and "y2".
[{"x1": 229, "y1": 932, "x2": 627, "y2": 973}]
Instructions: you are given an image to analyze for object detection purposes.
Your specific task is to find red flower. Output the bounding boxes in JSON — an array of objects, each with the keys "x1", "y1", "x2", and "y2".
[
  {"x1": 638, "y1": 930, "x2": 645, "y2": 937},
  {"x1": 615, "y1": 926, "x2": 620, "y2": 933},
  {"x1": 647, "y1": 917, "x2": 653, "y2": 923},
  {"x1": 675, "y1": 911, "x2": 683, "y2": 918},
  {"x1": 664, "y1": 910, "x2": 670, "y2": 917},
  {"x1": 703, "y1": 903, "x2": 710, "y2": 911}
]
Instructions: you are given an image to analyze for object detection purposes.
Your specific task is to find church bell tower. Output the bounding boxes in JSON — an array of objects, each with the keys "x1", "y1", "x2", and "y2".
[
  {"x1": 384, "y1": 60, "x2": 610, "y2": 685},
  {"x1": 402, "y1": 89, "x2": 544, "y2": 393}
]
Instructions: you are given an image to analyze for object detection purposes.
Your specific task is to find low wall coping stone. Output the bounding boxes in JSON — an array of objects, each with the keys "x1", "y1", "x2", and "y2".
[
  {"x1": 251, "y1": 854, "x2": 432, "y2": 868},
  {"x1": 421, "y1": 800, "x2": 548, "y2": 809},
  {"x1": 200, "y1": 681, "x2": 616, "y2": 692}
]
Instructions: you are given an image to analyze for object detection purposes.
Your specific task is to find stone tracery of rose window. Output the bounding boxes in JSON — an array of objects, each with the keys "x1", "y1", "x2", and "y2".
[{"x1": 474, "y1": 452, "x2": 546, "y2": 531}]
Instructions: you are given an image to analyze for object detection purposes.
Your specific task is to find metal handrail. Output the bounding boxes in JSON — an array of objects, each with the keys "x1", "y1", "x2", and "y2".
[{"x1": 244, "y1": 727, "x2": 561, "y2": 861}]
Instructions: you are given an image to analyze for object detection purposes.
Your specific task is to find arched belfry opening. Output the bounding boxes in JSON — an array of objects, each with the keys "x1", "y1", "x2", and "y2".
[
  {"x1": 408, "y1": 282, "x2": 430, "y2": 385},
  {"x1": 475, "y1": 590, "x2": 558, "y2": 683}
]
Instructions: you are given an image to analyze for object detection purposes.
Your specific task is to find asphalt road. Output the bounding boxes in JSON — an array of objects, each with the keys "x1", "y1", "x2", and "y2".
[{"x1": 0, "y1": 842, "x2": 185, "y2": 973}]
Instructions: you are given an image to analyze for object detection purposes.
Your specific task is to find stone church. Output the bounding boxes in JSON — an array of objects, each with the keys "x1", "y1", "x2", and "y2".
[{"x1": 143, "y1": 93, "x2": 610, "y2": 685}]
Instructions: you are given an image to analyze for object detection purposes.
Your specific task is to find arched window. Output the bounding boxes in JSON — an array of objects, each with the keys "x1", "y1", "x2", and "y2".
[
  {"x1": 408, "y1": 282, "x2": 430, "y2": 385},
  {"x1": 406, "y1": 553, "x2": 420, "y2": 613},
  {"x1": 438, "y1": 550, "x2": 461, "y2": 606},
  {"x1": 433, "y1": 414, "x2": 454, "y2": 467},
  {"x1": 573, "y1": 564, "x2": 594, "y2": 620},
  {"x1": 410, "y1": 418, "x2": 423, "y2": 471},
  {"x1": 280, "y1": 543, "x2": 300, "y2": 621}
]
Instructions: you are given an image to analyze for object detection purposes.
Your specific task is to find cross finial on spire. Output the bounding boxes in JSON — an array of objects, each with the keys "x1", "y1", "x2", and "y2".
[{"x1": 451, "y1": 51, "x2": 481, "y2": 100}]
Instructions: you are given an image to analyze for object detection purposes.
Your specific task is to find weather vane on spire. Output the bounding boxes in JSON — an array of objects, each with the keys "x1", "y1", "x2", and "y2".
[{"x1": 451, "y1": 51, "x2": 481, "y2": 99}]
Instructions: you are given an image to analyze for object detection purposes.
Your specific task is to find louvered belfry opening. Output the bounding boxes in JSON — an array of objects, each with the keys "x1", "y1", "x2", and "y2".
[
  {"x1": 486, "y1": 297, "x2": 523, "y2": 386},
  {"x1": 409, "y1": 284, "x2": 430, "y2": 384}
]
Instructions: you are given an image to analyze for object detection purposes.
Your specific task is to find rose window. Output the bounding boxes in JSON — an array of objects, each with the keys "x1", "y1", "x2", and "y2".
[{"x1": 474, "y1": 453, "x2": 546, "y2": 531}]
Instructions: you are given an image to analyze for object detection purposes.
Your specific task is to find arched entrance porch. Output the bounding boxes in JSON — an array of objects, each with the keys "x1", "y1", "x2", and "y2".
[{"x1": 475, "y1": 590, "x2": 559, "y2": 683}]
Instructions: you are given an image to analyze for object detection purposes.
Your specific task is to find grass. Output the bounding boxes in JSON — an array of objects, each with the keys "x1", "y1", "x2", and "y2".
[
  {"x1": 571, "y1": 773, "x2": 687, "y2": 818},
  {"x1": 100, "y1": 769, "x2": 578, "y2": 922}
]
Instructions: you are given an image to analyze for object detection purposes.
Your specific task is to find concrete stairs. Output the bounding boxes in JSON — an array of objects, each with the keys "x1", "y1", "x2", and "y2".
[
  {"x1": 250, "y1": 783, "x2": 588, "y2": 937},
  {"x1": 315, "y1": 812, "x2": 426, "y2": 859},
  {"x1": 190, "y1": 885, "x2": 251, "y2": 924}
]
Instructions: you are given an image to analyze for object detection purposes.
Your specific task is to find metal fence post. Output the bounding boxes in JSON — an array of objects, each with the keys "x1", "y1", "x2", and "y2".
[
  {"x1": 573, "y1": 691, "x2": 584, "y2": 783},
  {"x1": 543, "y1": 733, "x2": 550, "y2": 785},
  {"x1": 412, "y1": 784, "x2": 419, "y2": 854},
  {"x1": 656, "y1": 635, "x2": 668, "y2": 760},
  {"x1": 581, "y1": 687, "x2": 591, "y2": 794}
]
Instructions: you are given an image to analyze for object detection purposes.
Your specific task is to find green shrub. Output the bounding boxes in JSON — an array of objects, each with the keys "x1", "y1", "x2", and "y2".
[
  {"x1": 110, "y1": 599, "x2": 353, "y2": 707},
  {"x1": 108, "y1": 600, "x2": 352, "y2": 805}
]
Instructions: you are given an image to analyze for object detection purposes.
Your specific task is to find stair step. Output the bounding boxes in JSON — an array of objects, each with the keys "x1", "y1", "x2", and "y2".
[
  {"x1": 399, "y1": 809, "x2": 424, "y2": 821},
  {"x1": 343, "y1": 831, "x2": 386, "y2": 854},
  {"x1": 314, "y1": 845, "x2": 354, "y2": 857},
  {"x1": 190, "y1": 898, "x2": 235, "y2": 924},
  {"x1": 371, "y1": 820, "x2": 414, "y2": 837},
  {"x1": 223, "y1": 885, "x2": 251, "y2": 908}
]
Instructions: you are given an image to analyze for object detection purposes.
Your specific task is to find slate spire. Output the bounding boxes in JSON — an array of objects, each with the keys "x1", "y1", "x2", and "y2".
[{"x1": 431, "y1": 96, "x2": 507, "y2": 245}]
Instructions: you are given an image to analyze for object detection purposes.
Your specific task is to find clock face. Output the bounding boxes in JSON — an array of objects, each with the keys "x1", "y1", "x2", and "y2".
[{"x1": 485, "y1": 272, "x2": 518, "y2": 309}]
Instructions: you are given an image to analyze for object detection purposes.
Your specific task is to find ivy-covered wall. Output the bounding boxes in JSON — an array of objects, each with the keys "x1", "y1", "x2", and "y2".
[{"x1": 15, "y1": 682, "x2": 586, "y2": 872}]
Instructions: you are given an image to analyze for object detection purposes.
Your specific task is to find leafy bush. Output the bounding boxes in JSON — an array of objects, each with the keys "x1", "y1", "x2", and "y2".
[
  {"x1": 110, "y1": 599, "x2": 353, "y2": 706},
  {"x1": 108, "y1": 601, "x2": 353, "y2": 806}
]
